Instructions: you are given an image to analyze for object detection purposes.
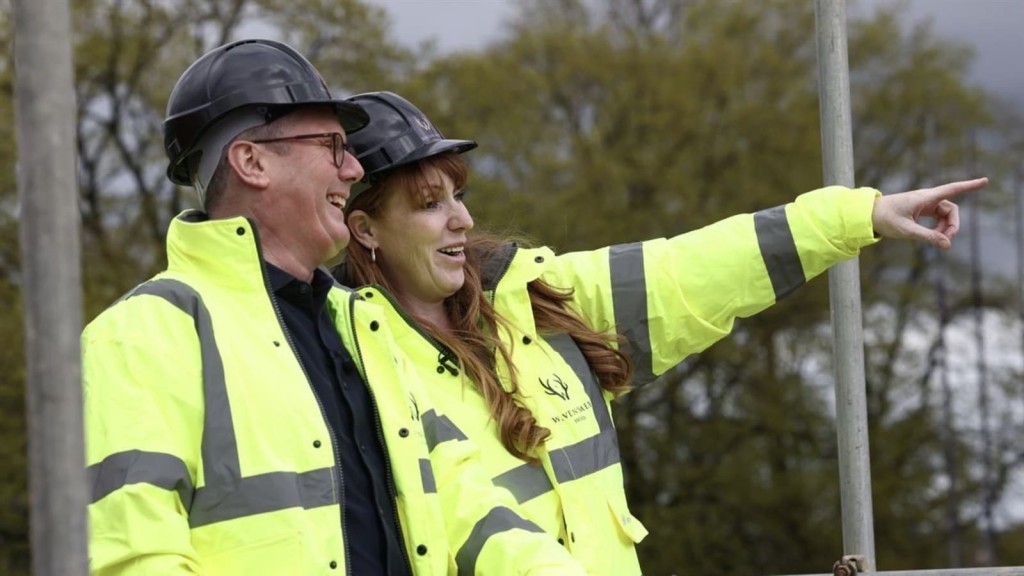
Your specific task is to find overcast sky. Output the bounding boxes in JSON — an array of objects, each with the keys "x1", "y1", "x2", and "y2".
[{"x1": 367, "y1": 0, "x2": 1024, "y2": 109}]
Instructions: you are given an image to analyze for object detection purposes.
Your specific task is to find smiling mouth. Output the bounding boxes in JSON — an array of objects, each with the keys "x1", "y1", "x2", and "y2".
[
  {"x1": 438, "y1": 246, "x2": 464, "y2": 257},
  {"x1": 327, "y1": 194, "x2": 346, "y2": 211}
]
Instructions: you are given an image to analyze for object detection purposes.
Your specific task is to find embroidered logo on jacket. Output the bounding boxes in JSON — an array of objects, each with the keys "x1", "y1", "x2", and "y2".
[
  {"x1": 550, "y1": 400, "x2": 594, "y2": 425},
  {"x1": 539, "y1": 374, "x2": 570, "y2": 401}
]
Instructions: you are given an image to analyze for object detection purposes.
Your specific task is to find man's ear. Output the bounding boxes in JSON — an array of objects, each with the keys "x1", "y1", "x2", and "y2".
[
  {"x1": 346, "y1": 210, "x2": 377, "y2": 250},
  {"x1": 225, "y1": 140, "x2": 271, "y2": 189}
]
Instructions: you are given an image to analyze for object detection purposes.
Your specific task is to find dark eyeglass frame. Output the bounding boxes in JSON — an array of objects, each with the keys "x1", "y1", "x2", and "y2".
[{"x1": 249, "y1": 132, "x2": 353, "y2": 169}]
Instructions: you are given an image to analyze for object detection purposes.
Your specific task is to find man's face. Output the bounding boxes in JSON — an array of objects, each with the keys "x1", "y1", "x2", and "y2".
[{"x1": 256, "y1": 107, "x2": 364, "y2": 269}]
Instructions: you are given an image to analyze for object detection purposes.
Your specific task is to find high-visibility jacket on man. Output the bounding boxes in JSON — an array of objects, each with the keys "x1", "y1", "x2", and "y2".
[
  {"x1": 83, "y1": 211, "x2": 587, "y2": 575},
  {"x1": 358, "y1": 186, "x2": 881, "y2": 575}
]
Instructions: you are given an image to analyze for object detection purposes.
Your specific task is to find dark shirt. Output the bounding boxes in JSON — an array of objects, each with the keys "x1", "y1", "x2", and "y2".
[{"x1": 267, "y1": 263, "x2": 409, "y2": 575}]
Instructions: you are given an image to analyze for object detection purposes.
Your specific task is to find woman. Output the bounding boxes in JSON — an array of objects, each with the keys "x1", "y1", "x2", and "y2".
[{"x1": 333, "y1": 91, "x2": 986, "y2": 575}]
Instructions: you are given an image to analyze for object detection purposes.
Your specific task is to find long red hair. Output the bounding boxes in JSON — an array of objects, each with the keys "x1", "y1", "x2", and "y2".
[{"x1": 333, "y1": 153, "x2": 633, "y2": 461}]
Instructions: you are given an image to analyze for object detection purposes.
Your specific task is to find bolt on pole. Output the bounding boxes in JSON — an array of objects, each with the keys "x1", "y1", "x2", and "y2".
[
  {"x1": 12, "y1": 0, "x2": 89, "y2": 573},
  {"x1": 814, "y1": 0, "x2": 877, "y2": 570}
]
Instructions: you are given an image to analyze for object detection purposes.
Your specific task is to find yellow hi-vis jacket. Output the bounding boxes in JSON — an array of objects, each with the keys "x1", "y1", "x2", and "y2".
[
  {"x1": 356, "y1": 186, "x2": 881, "y2": 576},
  {"x1": 82, "y1": 211, "x2": 587, "y2": 576}
]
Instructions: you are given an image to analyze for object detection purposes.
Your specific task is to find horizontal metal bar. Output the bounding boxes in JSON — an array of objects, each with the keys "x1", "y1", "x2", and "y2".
[{"x1": 773, "y1": 568, "x2": 1024, "y2": 576}]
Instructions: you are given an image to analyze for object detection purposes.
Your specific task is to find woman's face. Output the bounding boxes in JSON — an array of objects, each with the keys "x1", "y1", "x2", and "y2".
[{"x1": 369, "y1": 166, "x2": 474, "y2": 308}]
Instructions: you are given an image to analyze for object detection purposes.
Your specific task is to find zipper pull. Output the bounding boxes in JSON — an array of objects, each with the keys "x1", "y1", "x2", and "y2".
[{"x1": 436, "y1": 351, "x2": 460, "y2": 376}]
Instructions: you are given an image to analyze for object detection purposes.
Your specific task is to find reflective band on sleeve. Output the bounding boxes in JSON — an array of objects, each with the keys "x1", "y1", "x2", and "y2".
[
  {"x1": 753, "y1": 205, "x2": 805, "y2": 300},
  {"x1": 455, "y1": 506, "x2": 544, "y2": 576},
  {"x1": 421, "y1": 409, "x2": 468, "y2": 451},
  {"x1": 419, "y1": 458, "x2": 437, "y2": 494},
  {"x1": 87, "y1": 449, "x2": 194, "y2": 509},
  {"x1": 608, "y1": 243, "x2": 655, "y2": 386},
  {"x1": 189, "y1": 467, "x2": 336, "y2": 528},
  {"x1": 492, "y1": 461, "x2": 552, "y2": 504}
]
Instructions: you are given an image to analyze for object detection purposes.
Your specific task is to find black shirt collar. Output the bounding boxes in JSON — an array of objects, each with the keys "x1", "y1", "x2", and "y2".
[{"x1": 266, "y1": 263, "x2": 335, "y2": 305}]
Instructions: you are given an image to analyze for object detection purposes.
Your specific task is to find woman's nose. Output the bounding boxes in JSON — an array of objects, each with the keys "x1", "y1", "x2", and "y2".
[{"x1": 450, "y1": 201, "x2": 474, "y2": 231}]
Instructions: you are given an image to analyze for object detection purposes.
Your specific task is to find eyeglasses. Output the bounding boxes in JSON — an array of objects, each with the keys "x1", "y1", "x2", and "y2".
[{"x1": 249, "y1": 132, "x2": 354, "y2": 169}]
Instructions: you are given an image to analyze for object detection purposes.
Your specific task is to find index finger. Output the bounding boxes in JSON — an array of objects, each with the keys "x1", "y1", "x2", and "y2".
[{"x1": 922, "y1": 177, "x2": 989, "y2": 202}]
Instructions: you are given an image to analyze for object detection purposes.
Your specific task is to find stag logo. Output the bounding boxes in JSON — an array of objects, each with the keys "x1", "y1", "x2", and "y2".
[{"x1": 540, "y1": 374, "x2": 570, "y2": 401}]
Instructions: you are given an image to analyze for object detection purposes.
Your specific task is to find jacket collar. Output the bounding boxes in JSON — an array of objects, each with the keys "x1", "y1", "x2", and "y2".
[{"x1": 165, "y1": 209, "x2": 266, "y2": 293}]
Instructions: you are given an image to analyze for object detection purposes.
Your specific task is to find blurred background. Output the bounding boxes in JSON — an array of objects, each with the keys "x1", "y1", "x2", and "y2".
[{"x1": 2, "y1": 0, "x2": 1023, "y2": 574}]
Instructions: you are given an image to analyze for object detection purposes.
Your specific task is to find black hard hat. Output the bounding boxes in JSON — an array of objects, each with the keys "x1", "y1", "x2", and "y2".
[
  {"x1": 344, "y1": 91, "x2": 476, "y2": 193},
  {"x1": 163, "y1": 39, "x2": 369, "y2": 186}
]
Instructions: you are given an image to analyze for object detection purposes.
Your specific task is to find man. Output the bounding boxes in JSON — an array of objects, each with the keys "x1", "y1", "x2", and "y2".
[{"x1": 82, "y1": 39, "x2": 584, "y2": 575}]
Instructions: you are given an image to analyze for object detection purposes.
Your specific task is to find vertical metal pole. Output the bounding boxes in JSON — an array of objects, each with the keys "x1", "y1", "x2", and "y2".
[
  {"x1": 1015, "y1": 161, "x2": 1024, "y2": 456},
  {"x1": 814, "y1": 0, "x2": 877, "y2": 570},
  {"x1": 12, "y1": 0, "x2": 88, "y2": 574},
  {"x1": 929, "y1": 117, "x2": 961, "y2": 568},
  {"x1": 966, "y1": 132, "x2": 996, "y2": 565}
]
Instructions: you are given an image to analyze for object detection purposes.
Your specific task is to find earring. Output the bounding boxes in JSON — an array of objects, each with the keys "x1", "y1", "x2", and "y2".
[{"x1": 371, "y1": 246, "x2": 376, "y2": 263}]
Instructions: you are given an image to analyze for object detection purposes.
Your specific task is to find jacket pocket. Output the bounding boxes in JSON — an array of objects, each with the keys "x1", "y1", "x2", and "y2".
[
  {"x1": 202, "y1": 531, "x2": 305, "y2": 575},
  {"x1": 607, "y1": 497, "x2": 648, "y2": 544}
]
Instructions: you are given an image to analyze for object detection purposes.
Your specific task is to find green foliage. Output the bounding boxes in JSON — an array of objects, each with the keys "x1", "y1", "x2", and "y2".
[{"x1": 412, "y1": 0, "x2": 825, "y2": 253}]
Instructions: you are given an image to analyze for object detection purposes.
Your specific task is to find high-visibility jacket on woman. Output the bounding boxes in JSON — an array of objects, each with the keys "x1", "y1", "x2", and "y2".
[
  {"x1": 358, "y1": 186, "x2": 881, "y2": 575},
  {"x1": 83, "y1": 211, "x2": 586, "y2": 576}
]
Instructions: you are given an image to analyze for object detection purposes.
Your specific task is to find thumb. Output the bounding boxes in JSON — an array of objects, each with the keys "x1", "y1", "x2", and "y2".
[{"x1": 921, "y1": 227, "x2": 952, "y2": 250}]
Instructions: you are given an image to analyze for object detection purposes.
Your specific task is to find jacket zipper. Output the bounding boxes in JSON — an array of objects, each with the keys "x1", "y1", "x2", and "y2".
[
  {"x1": 251, "y1": 223, "x2": 351, "y2": 575},
  {"x1": 347, "y1": 291, "x2": 415, "y2": 576}
]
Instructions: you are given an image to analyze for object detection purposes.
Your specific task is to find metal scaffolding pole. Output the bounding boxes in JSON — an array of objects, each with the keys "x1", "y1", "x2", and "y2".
[
  {"x1": 12, "y1": 0, "x2": 88, "y2": 573},
  {"x1": 813, "y1": 0, "x2": 876, "y2": 570}
]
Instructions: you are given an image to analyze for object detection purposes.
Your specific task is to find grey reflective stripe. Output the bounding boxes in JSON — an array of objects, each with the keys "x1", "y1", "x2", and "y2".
[
  {"x1": 753, "y1": 205, "x2": 805, "y2": 300},
  {"x1": 87, "y1": 450, "x2": 194, "y2": 509},
  {"x1": 422, "y1": 409, "x2": 467, "y2": 451},
  {"x1": 190, "y1": 468, "x2": 335, "y2": 528},
  {"x1": 544, "y1": 332, "x2": 621, "y2": 483},
  {"x1": 419, "y1": 458, "x2": 437, "y2": 494},
  {"x1": 492, "y1": 462, "x2": 552, "y2": 504},
  {"x1": 608, "y1": 243, "x2": 655, "y2": 385},
  {"x1": 133, "y1": 280, "x2": 239, "y2": 487},
  {"x1": 98, "y1": 278, "x2": 338, "y2": 528},
  {"x1": 549, "y1": 428, "x2": 620, "y2": 483},
  {"x1": 455, "y1": 506, "x2": 544, "y2": 576}
]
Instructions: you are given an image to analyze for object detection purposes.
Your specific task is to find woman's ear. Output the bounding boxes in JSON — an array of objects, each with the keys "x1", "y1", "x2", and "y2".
[{"x1": 346, "y1": 210, "x2": 377, "y2": 250}]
